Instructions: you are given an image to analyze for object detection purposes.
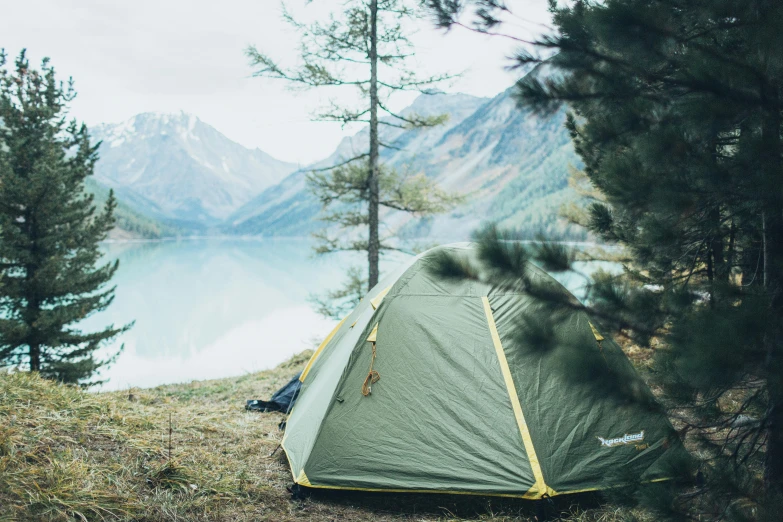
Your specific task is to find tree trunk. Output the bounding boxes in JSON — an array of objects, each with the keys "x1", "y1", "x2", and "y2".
[
  {"x1": 24, "y1": 210, "x2": 42, "y2": 373},
  {"x1": 29, "y1": 342, "x2": 40, "y2": 372},
  {"x1": 760, "y1": 102, "x2": 783, "y2": 493},
  {"x1": 709, "y1": 209, "x2": 727, "y2": 283},
  {"x1": 726, "y1": 219, "x2": 736, "y2": 280},
  {"x1": 367, "y1": 0, "x2": 380, "y2": 290},
  {"x1": 26, "y1": 272, "x2": 41, "y2": 372},
  {"x1": 707, "y1": 133, "x2": 727, "y2": 301}
]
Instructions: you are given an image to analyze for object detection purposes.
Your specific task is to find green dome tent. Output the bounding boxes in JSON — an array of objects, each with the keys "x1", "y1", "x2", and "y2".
[{"x1": 282, "y1": 243, "x2": 687, "y2": 499}]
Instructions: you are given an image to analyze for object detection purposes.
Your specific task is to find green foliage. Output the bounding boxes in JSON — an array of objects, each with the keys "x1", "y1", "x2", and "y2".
[
  {"x1": 431, "y1": 227, "x2": 665, "y2": 414},
  {"x1": 308, "y1": 159, "x2": 463, "y2": 252},
  {"x1": 0, "y1": 50, "x2": 132, "y2": 385},
  {"x1": 426, "y1": 0, "x2": 783, "y2": 518},
  {"x1": 308, "y1": 159, "x2": 461, "y2": 315},
  {"x1": 246, "y1": 1, "x2": 454, "y2": 129},
  {"x1": 308, "y1": 266, "x2": 367, "y2": 320},
  {"x1": 530, "y1": 236, "x2": 575, "y2": 273},
  {"x1": 249, "y1": 0, "x2": 457, "y2": 307}
]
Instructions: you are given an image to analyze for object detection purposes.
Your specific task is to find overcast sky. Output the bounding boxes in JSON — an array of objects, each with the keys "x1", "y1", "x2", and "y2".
[{"x1": 2, "y1": 0, "x2": 553, "y2": 165}]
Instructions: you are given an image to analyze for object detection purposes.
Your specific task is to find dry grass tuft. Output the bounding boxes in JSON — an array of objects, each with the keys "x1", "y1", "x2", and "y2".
[{"x1": 0, "y1": 351, "x2": 647, "y2": 521}]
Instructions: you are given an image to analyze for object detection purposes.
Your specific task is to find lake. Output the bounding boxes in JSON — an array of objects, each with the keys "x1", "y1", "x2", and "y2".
[{"x1": 89, "y1": 238, "x2": 618, "y2": 390}]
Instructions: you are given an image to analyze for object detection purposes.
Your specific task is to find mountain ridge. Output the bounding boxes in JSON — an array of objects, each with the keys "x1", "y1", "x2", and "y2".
[
  {"x1": 225, "y1": 80, "x2": 584, "y2": 241},
  {"x1": 91, "y1": 112, "x2": 298, "y2": 227},
  {"x1": 224, "y1": 92, "x2": 490, "y2": 235},
  {"x1": 91, "y1": 76, "x2": 584, "y2": 241}
]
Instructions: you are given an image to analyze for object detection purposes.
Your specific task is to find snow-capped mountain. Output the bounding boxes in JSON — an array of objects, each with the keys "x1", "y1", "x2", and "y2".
[
  {"x1": 94, "y1": 66, "x2": 583, "y2": 241},
  {"x1": 226, "y1": 78, "x2": 582, "y2": 241},
  {"x1": 91, "y1": 112, "x2": 298, "y2": 225}
]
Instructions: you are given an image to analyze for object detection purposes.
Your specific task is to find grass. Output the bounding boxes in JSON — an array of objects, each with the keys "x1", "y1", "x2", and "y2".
[{"x1": 0, "y1": 351, "x2": 653, "y2": 522}]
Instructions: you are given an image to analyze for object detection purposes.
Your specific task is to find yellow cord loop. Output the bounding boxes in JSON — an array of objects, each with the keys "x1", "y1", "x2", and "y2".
[{"x1": 362, "y1": 342, "x2": 380, "y2": 396}]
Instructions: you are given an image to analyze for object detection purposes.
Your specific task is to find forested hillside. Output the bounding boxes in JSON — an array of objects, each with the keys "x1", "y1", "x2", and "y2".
[{"x1": 84, "y1": 178, "x2": 177, "y2": 239}]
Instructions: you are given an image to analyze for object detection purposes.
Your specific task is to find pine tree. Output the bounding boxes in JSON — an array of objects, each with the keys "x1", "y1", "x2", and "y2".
[
  {"x1": 307, "y1": 159, "x2": 461, "y2": 317},
  {"x1": 247, "y1": 0, "x2": 456, "y2": 297},
  {"x1": 0, "y1": 50, "x2": 131, "y2": 386},
  {"x1": 427, "y1": 0, "x2": 783, "y2": 518}
]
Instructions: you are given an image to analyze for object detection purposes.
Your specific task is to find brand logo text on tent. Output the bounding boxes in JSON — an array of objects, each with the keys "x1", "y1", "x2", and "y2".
[{"x1": 597, "y1": 430, "x2": 645, "y2": 448}]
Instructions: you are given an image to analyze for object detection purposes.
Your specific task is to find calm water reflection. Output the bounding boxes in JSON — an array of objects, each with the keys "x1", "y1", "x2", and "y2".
[
  {"x1": 90, "y1": 238, "x2": 397, "y2": 390},
  {"x1": 89, "y1": 238, "x2": 619, "y2": 390}
]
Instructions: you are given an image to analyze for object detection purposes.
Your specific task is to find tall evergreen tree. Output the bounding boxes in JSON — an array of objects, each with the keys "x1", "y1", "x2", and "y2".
[
  {"x1": 308, "y1": 159, "x2": 460, "y2": 317},
  {"x1": 247, "y1": 0, "x2": 456, "y2": 295},
  {"x1": 427, "y1": 0, "x2": 783, "y2": 519},
  {"x1": 0, "y1": 50, "x2": 130, "y2": 385}
]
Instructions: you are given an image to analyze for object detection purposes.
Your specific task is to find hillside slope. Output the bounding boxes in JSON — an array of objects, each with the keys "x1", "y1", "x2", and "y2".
[
  {"x1": 227, "y1": 79, "x2": 583, "y2": 241},
  {"x1": 84, "y1": 178, "x2": 178, "y2": 239},
  {"x1": 225, "y1": 93, "x2": 488, "y2": 236}
]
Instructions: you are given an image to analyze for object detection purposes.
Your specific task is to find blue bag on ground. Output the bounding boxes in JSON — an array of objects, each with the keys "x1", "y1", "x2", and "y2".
[{"x1": 245, "y1": 371, "x2": 302, "y2": 413}]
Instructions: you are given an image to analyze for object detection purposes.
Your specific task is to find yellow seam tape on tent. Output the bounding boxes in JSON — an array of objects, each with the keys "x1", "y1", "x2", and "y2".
[
  {"x1": 300, "y1": 316, "x2": 347, "y2": 382},
  {"x1": 482, "y1": 296, "x2": 555, "y2": 499},
  {"x1": 281, "y1": 440, "x2": 296, "y2": 481},
  {"x1": 296, "y1": 469, "x2": 312, "y2": 486},
  {"x1": 370, "y1": 285, "x2": 392, "y2": 310},
  {"x1": 366, "y1": 323, "x2": 378, "y2": 342},
  {"x1": 290, "y1": 476, "x2": 674, "y2": 499},
  {"x1": 588, "y1": 321, "x2": 604, "y2": 342},
  {"x1": 285, "y1": 439, "x2": 672, "y2": 499},
  {"x1": 292, "y1": 481, "x2": 545, "y2": 498}
]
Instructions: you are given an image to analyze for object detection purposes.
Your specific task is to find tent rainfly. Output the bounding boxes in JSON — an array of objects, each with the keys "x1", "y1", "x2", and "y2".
[{"x1": 282, "y1": 243, "x2": 688, "y2": 498}]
